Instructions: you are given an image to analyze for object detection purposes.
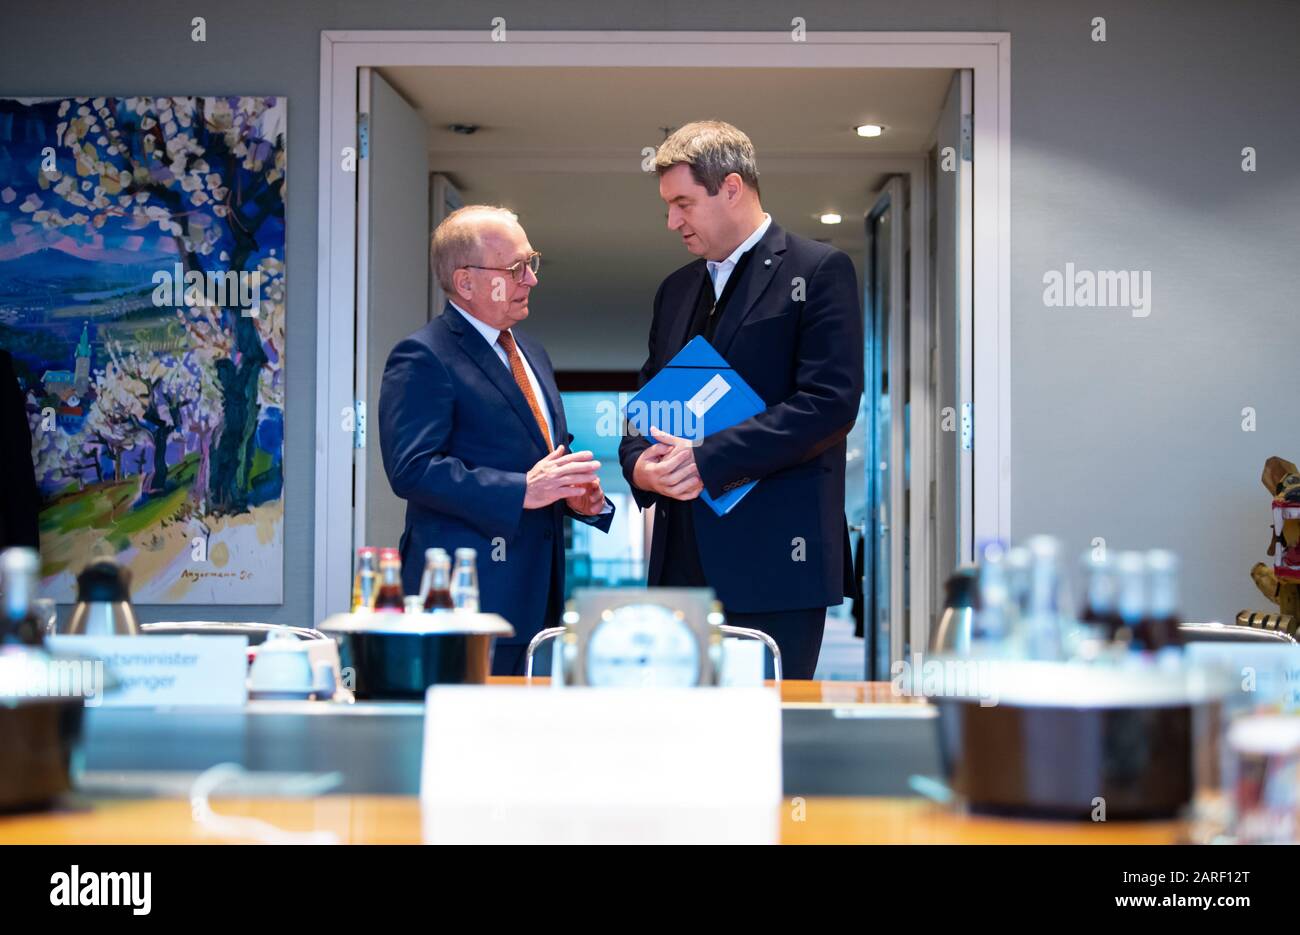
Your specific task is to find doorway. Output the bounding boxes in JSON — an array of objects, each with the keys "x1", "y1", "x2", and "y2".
[{"x1": 316, "y1": 31, "x2": 1011, "y2": 676}]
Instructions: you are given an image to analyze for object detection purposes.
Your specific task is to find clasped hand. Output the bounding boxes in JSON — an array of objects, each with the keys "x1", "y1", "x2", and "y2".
[
  {"x1": 631, "y1": 428, "x2": 703, "y2": 501},
  {"x1": 524, "y1": 446, "x2": 605, "y2": 513}
]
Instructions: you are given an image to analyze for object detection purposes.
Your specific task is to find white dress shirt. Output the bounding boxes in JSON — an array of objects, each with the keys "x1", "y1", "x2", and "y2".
[
  {"x1": 706, "y1": 213, "x2": 771, "y2": 299},
  {"x1": 450, "y1": 301, "x2": 555, "y2": 446}
]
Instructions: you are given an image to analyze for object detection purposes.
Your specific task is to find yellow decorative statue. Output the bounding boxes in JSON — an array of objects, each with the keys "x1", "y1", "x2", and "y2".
[{"x1": 1250, "y1": 456, "x2": 1300, "y2": 624}]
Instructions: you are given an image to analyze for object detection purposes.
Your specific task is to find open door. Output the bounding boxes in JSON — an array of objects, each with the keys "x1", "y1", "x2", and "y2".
[
  {"x1": 864, "y1": 177, "x2": 908, "y2": 679},
  {"x1": 931, "y1": 69, "x2": 975, "y2": 594},
  {"x1": 428, "y1": 172, "x2": 463, "y2": 321},
  {"x1": 354, "y1": 69, "x2": 431, "y2": 555}
]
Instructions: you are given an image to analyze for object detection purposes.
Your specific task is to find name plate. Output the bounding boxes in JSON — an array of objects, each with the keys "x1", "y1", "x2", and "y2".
[
  {"x1": 1186, "y1": 643, "x2": 1300, "y2": 713},
  {"x1": 421, "y1": 686, "x2": 782, "y2": 844},
  {"x1": 47, "y1": 635, "x2": 248, "y2": 707}
]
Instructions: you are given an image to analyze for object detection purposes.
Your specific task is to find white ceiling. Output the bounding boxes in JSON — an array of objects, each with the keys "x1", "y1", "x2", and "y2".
[{"x1": 379, "y1": 66, "x2": 954, "y2": 370}]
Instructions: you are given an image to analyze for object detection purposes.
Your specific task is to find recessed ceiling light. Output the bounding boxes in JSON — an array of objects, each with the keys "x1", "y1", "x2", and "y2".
[
  {"x1": 819, "y1": 213, "x2": 842, "y2": 225},
  {"x1": 855, "y1": 124, "x2": 883, "y2": 138}
]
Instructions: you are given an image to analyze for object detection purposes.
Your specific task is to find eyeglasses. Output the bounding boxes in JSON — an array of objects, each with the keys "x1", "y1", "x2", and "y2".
[{"x1": 463, "y1": 251, "x2": 541, "y2": 284}]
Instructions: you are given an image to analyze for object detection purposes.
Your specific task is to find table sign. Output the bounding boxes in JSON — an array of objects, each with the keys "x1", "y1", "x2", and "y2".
[
  {"x1": 421, "y1": 686, "x2": 782, "y2": 843},
  {"x1": 47, "y1": 635, "x2": 248, "y2": 707}
]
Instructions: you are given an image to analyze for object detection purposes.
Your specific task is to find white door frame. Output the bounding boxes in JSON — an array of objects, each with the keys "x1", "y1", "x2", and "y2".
[
  {"x1": 866, "y1": 177, "x2": 910, "y2": 672},
  {"x1": 315, "y1": 29, "x2": 1012, "y2": 626}
]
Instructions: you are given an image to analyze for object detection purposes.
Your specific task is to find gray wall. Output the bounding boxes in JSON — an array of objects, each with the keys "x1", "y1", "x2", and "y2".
[{"x1": 3, "y1": 0, "x2": 1297, "y2": 627}]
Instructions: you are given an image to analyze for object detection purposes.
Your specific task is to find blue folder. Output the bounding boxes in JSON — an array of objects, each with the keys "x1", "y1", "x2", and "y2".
[{"x1": 624, "y1": 336, "x2": 766, "y2": 516}]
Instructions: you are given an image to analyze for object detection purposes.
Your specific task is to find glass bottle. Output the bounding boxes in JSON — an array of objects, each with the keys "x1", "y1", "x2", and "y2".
[
  {"x1": 1004, "y1": 545, "x2": 1033, "y2": 619},
  {"x1": 1080, "y1": 550, "x2": 1123, "y2": 640},
  {"x1": 1139, "y1": 549, "x2": 1183, "y2": 651},
  {"x1": 1021, "y1": 535, "x2": 1066, "y2": 660},
  {"x1": 351, "y1": 546, "x2": 379, "y2": 612},
  {"x1": 1114, "y1": 550, "x2": 1147, "y2": 647},
  {"x1": 372, "y1": 548, "x2": 405, "y2": 612},
  {"x1": 0, "y1": 547, "x2": 43, "y2": 646},
  {"x1": 451, "y1": 548, "x2": 479, "y2": 613},
  {"x1": 421, "y1": 548, "x2": 454, "y2": 612},
  {"x1": 973, "y1": 542, "x2": 1014, "y2": 650}
]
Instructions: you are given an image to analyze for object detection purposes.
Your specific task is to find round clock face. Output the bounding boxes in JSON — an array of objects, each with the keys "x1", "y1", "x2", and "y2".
[{"x1": 585, "y1": 603, "x2": 700, "y2": 687}]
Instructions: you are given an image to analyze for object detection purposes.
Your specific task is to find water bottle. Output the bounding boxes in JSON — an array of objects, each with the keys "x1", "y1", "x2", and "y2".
[
  {"x1": 451, "y1": 548, "x2": 479, "y2": 612},
  {"x1": 1021, "y1": 535, "x2": 1066, "y2": 660}
]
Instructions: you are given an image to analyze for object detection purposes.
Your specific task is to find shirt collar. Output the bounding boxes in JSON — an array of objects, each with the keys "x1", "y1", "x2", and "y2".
[
  {"x1": 450, "y1": 300, "x2": 505, "y2": 346},
  {"x1": 709, "y1": 214, "x2": 772, "y2": 271}
]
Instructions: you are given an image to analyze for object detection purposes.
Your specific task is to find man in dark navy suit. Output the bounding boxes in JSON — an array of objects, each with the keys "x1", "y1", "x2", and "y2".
[
  {"x1": 619, "y1": 121, "x2": 863, "y2": 679},
  {"x1": 379, "y1": 206, "x2": 614, "y2": 675}
]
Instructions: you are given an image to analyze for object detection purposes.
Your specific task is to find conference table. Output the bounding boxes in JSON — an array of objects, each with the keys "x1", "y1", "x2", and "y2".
[{"x1": 0, "y1": 678, "x2": 1189, "y2": 844}]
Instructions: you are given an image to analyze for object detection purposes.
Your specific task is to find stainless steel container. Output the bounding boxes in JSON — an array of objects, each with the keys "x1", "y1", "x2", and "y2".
[
  {"x1": 929, "y1": 566, "x2": 978, "y2": 653},
  {"x1": 932, "y1": 659, "x2": 1224, "y2": 820},
  {"x1": 65, "y1": 559, "x2": 139, "y2": 636},
  {"x1": 319, "y1": 612, "x2": 514, "y2": 700}
]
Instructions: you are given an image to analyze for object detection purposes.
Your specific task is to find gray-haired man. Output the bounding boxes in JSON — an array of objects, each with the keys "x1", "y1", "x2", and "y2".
[{"x1": 379, "y1": 206, "x2": 614, "y2": 675}]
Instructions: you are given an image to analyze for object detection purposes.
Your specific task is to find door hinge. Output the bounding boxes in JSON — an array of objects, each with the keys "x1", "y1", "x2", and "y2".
[
  {"x1": 353, "y1": 399, "x2": 367, "y2": 449},
  {"x1": 960, "y1": 402, "x2": 973, "y2": 451},
  {"x1": 959, "y1": 113, "x2": 972, "y2": 162},
  {"x1": 358, "y1": 113, "x2": 370, "y2": 160}
]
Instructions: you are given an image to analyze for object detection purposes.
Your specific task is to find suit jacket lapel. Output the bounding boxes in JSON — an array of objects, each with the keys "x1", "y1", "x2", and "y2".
[
  {"x1": 440, "y1": 305, "x2": 550, "y2": 456},
  {"x1": 665, "y1": 260, "x2": 710, "y2": 357},
  {"x1": 711, "y1": 223, "x2": 787, "y2": 356}
]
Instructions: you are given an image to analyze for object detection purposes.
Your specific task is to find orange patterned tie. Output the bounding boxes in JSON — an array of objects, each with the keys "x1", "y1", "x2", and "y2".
[{"x1": 496, "y1": 330, "x2": 553, "y2": 450}]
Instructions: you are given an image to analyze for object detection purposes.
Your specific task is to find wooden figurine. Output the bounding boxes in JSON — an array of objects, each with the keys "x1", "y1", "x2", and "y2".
[{"x1": 1250, "y1": 456, "x2": 1300, "y2": 624}]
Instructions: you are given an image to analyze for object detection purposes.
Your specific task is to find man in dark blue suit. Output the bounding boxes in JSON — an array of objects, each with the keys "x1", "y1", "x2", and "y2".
[
  {"x1": 380, "y1": 206, "x2": 614, "y2": 675},
  {"x1": 619, "y1": 121, "x2": 863, "y2": 679}
]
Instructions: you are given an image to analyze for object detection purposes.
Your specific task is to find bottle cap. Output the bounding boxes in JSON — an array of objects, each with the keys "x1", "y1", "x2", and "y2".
[{"x1": 0, "y1": 547, "x2": 40, "y2": 576}]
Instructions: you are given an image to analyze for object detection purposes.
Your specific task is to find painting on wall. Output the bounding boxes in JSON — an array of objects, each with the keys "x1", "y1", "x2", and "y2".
[{"x1": 0, "y1": 96, "x2": 286, "y2": 603}]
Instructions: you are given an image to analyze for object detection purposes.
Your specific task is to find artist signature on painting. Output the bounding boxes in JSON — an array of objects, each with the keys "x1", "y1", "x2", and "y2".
[{"x1": 178, "y1": 569, "x2": 254, "y2": 582}]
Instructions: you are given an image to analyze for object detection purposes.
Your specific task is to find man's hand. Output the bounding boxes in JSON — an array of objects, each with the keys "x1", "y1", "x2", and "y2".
[
  {"x1": 566, "y1": 476, "x2": 606, "y2": 516},
  {"x1": 630, "y1": 428, "x2": 703, "y2": 501},
  {"x1": 524, "y1": 446, "x2": 601, "y2": 509}
]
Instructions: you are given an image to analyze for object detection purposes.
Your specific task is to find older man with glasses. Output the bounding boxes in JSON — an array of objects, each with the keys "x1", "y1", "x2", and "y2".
[{"x1": 378, "y1": 205, "x2": 614, "y2": 675}]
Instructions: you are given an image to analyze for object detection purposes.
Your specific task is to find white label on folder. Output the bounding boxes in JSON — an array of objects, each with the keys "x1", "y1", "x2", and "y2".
[
  {"x1": 686, "y1": 373, "x2": 732, "y2": 419},
  {"x1": 47, "y1": 635, "x2": 248, "y2": 707}
]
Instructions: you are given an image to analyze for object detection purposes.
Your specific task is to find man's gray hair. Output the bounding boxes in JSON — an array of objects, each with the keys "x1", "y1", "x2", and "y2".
[
  {"x1": 654, "y1": 120, "x2": 760, "y2": 197},
  {"x1": 430, "y1": 205, "x2": 520, "y2": 294}
]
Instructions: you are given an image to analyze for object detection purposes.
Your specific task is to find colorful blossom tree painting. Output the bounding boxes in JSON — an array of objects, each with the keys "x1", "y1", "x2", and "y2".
[{"x1": 0, "y1": 96, "x2": 285, "y2": 603}]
